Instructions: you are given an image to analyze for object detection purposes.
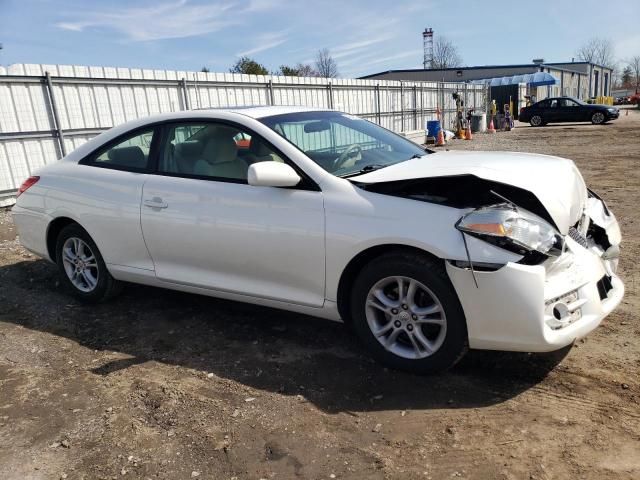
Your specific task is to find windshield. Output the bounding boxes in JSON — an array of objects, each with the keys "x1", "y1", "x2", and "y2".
[{"x1": 259, "y1": 111, "x2": 430, "y2": 177}]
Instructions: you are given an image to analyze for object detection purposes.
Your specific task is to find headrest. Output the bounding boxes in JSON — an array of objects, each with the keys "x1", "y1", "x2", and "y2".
[
  {"x1": 107, "y1": 146, "x2": 145, "y2": 167},
  {"x1": 175, "y1": 140, "x2": 203, "y2": 159},
  {"x1": 202, "y1": 135, "x2": 238, "y2": 164},
  {"x1": 249, "y1": 137, "x2": 273, "y2": 157}
]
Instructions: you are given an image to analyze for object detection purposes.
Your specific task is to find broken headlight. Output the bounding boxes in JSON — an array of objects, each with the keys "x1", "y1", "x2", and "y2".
[{"x1": 456, "y1": 204, "x2": 563, "y2": 256}]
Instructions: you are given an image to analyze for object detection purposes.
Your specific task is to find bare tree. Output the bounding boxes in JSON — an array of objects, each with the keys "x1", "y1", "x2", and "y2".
[
  {"x1": 315, "y1": 49, "x2": 339, "y2": 78},
  {"x1": 296, "y1": 63, "x2": 318, "y2": 77},
  {"x1": 628, "y1": 56, "x2": 640, "y2": 91},
  {"x1": 576, "y1": 37, "x2": 616, "y2": 68},
  {"x1": 621, "y1": 65, "x2": 633, "y2": 88},
  {"x1": 431, "y1": 36, "x2": 462, "y2": 69}
]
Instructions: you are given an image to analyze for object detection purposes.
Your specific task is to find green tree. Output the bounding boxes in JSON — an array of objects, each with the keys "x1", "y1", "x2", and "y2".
[
  {"x1": 230, "y1": 56, "x2": 269, "y2": 75},
  {"x1": 278, "y1": 65, "x2": 300, "y2": 76},
  {"x1": 277, "y1": 63, "x2": 317, "y2": 77},
  {"x1": 201, "y1": 67, "x2": 210, "y2": 73}
]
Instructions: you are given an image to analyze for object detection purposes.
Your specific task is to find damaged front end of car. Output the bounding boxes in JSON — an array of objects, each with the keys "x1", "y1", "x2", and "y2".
[{"x1": 356, "y1": 174, "x2": 624, "y2": 352}]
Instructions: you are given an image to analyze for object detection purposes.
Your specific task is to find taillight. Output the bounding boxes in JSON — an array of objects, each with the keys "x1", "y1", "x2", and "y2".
[
  {"x1": 520, "y1": 107, "x2": 525, "y2": 114},
  {"x1": 17, "y1": 176, "x2": 40, "y2": 197}
]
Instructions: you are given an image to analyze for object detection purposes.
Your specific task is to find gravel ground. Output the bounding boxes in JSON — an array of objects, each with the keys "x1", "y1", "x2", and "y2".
[{"x1": 0, "y1": 108, "x2": 639, "y2": 479}]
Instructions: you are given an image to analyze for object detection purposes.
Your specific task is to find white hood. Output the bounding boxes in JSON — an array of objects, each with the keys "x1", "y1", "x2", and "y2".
[{"x1": 351, "y1": 151, "x2": 588, "y2": 234}]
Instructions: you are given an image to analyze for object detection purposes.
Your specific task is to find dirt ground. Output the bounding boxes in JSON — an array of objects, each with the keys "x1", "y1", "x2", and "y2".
[{"x1": 0, "y1": 108, "x2": 639, "y2": 480}]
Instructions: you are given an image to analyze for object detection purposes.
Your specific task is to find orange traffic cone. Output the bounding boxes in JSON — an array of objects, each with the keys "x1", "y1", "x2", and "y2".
[
  {"x1": 465, "y1": 123, "x2": 473, "y2": 140},
  {"x1": 436, "y1": 129, "x2": 445, "y2": 146},
  {"x1": 488, "y1": 116, "x2": 496, "y2": 134}
]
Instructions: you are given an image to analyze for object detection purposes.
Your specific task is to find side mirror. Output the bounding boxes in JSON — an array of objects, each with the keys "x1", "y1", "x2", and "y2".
[{"x1": 248, "y1": 161, "x2": 301, "y2": 188}]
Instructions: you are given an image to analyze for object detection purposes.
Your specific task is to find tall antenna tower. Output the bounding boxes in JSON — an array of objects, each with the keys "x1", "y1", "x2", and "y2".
[{"x1": 422, "y1": 28, "x2": 433, "y2": 69}]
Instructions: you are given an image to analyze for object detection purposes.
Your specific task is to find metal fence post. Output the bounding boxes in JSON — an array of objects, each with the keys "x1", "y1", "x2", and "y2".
[
  {"x1": 267, "y1": 79, "x2": 275, "y2": 106},
  {"x1": 375, "y1": 84, "x2": 381, "y2": 124},
  {"x1": 180, "y1": 77, "x2": 190, "y2": 110},
  {"x1": 44, "y1": 72, "x2": 66, "y2": 158},
  {"x1": 328, "y1": 81, "x2": 334, "y2": 109},
  {"x1": 400, "y1": 82, "x2": 404, "y2": 132},
  {"x1": 413, "y1": 85, "x2": 418, "y2": 130}
]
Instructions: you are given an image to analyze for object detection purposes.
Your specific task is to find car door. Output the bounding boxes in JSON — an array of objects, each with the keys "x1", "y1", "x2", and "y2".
[
  {"x1": 545, "y1": 98, "x2": 562, "y2": 123},
  {"x1": 557, "y1": 98, "x2": 582, "y2": 122},
  {"x1": 140, "y1": 121, "x2": 326, "y2": 307}
]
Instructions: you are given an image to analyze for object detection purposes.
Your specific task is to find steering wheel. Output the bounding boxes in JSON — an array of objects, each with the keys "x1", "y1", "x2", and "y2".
[{"x1": 333, "y1": 144, "x2": 362, "y2": 171}]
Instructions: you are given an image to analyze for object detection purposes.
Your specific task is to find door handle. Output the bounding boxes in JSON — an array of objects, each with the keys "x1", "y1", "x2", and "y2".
[{"x1": 143, "y1": 197, "x2": 168, "y2": 209}]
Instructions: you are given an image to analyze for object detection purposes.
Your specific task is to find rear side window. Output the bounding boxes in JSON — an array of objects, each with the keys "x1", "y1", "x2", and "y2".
[{"x1": 87, "y1": 129, "x2": 155, "y2": 171}]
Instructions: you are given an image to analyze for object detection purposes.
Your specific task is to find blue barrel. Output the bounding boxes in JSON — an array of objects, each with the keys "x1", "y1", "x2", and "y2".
[{"x1": 426, "y1": 120, "x2": 441, "y2": 138}]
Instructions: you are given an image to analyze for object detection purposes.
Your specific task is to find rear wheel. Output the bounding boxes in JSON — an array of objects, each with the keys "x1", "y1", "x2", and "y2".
[
  {"x1": 350, "y1": 252, "x2": 468, "y2": 374},
  {"x1": 591, "y1": 112, "x2": 605, "y2": 125},
  {"x1": 55, "y1": 224, "x2": 122, "y2": 303},
  {"x1": 530, "y1": 115, "x2": 543, "y2": 127}
]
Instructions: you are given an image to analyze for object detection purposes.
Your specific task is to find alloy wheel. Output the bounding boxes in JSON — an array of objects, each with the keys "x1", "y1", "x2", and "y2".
[
  {"x1": 592, "y1": 112, "x2": 605, "y2": 124},
  {"x1": 61, "y1": 237, "x2": 99, "y2": 292},
  {"x1": 530, "y1": 115, "x2": 542, "y2": 126},
  {"x1": 365, "y1": 276, "x2": 447, "y2": 360}
]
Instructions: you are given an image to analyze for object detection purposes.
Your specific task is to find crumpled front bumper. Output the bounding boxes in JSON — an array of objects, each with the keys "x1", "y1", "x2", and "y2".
[{"x1": 446, "y1": 202, "x2": 624, "y2": 352}]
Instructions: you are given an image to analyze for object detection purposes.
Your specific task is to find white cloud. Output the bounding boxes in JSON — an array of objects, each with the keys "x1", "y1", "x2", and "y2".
[
  {"x1": 236, "y1": 32, "x2": 288, "y2": 57},
  {"x1": 332, "y1": 36, "x2": 393, "y2": 59},
  {"x1": 54, "y1": 0, "x2": 280, "y2": 42},
  {"x1": 615, "y1": 34, "x2": 640, "y2": 59},
  {"x1": 365, "y1": 49, "x2": 423, "y2": 67}
]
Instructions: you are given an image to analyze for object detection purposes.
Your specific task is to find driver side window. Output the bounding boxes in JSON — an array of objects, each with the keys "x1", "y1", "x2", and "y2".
[{"x1": 158, "y1": 122, "x2": 285, "y2": 182}]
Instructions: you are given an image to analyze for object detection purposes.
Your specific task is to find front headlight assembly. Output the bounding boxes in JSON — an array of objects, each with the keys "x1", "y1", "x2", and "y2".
[{"x1": 456, "y1": 203, "x2": 564, "y2": 257}]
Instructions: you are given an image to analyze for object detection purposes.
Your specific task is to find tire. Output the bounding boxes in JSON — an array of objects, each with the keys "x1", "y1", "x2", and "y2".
[
  {"x1": 591, "y1": 112, "x2": 605, "y2": 125},
  {"x1": 55, "y1": 223, "x2": 122, "y2": 303},
  {"x1": 350, "y1": 252, "x2": 468, "y2": 374},
  {"x1": 529, "y1": 115, "x2": 543, "y2": 127}
]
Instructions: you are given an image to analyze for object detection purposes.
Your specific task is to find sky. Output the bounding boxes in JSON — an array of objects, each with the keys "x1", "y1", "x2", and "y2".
[{"x1": 1, "y1": 0, "x2": 639, "y2": 78}]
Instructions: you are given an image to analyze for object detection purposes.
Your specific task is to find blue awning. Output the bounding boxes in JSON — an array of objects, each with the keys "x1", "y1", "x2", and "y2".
[{"x1": 471, "y1": 72, "x2": 558, "y2": 87}]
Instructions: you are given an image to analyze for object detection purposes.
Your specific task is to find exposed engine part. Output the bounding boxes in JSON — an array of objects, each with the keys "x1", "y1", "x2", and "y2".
[{"x1": 355, "y1": 174, "x2": 557, "y2": 228}]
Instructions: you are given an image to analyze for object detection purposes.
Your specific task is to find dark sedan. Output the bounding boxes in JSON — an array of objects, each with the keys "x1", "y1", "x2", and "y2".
[{"x1": 519, "y1": 97, "x2": 619, "y2": 127}]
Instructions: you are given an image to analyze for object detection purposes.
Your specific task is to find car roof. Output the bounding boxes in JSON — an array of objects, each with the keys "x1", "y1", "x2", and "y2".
[
  {"x1": 57, "y1": 106, "x2": 336, "y2": 164},
  {"x1": 540, "y1": 95, "x2": 575, "y2": 102},
  {"x1": 196, "y1": 105, "x2": 333, "y2": 118},
  {"x1": 91, "y1": 106, "x2": 334, "y2": 139}
]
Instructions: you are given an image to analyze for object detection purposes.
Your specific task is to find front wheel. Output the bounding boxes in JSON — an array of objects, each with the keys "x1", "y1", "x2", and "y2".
[
  {"x1": 529, "y1": 115, "x2": 543, "y2": 127},
  {"x1": 350, "y1": 252, "x2": 468, "y2": 374},
  {"x1": 591, "y1": 112, "x2": 605, "y2": 125},
  {"x1": 55, "y1": 223, "x2": 122, "y2": 303}
]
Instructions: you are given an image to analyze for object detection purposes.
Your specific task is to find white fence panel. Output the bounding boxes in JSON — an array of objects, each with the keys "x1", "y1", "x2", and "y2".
[{"x1": 0, "y1": 63, "x2": 487, "y2": 204}]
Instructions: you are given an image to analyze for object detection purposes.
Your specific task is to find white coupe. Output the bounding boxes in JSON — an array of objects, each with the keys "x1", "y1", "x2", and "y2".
[{"x1": 12, "y1": 107, "x2": 624, "y2": 373}]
